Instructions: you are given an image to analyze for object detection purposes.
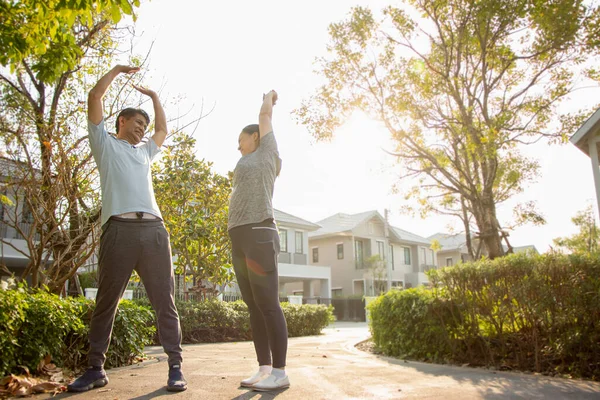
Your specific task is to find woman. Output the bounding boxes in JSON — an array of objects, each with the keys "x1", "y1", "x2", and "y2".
[{"x1": 228, "y1": 90, "x2": 289, "y2": 392}]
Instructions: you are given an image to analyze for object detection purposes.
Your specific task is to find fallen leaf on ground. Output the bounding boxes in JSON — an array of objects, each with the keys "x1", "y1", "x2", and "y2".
[{"x1": 31, "y1": 382, "x2": 64, "y2": 394}]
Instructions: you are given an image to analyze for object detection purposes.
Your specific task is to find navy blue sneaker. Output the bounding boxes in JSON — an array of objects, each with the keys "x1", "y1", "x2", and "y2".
[
  {"x1": 67, "y1": 367, "x2": 108, "y2": 392},
  {"x1": 167, "y1": 364, "x2": 187, "y2": 392}
]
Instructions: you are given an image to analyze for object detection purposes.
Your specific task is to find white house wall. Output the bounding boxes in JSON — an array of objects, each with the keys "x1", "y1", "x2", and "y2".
[{"x1": 308, "y1": 235, "x2": 361, "y2": 297}]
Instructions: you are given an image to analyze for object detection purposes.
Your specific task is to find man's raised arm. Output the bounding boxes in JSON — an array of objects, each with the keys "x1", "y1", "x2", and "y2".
[
  {"x1": 88, "y1": 65, "x2": 140, "y2": 125},
  {"x1": 133, "y1": 85, "x2": 167, "y2": 148}
]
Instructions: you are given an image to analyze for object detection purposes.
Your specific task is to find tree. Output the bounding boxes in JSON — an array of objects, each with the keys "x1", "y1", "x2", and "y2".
[
  {"x1": 553, "y1": 205, "x2": 600, "y2": 254},
  {"x1": 365, "y1": 255, "x2": 387, "y2": 296},
  {"x1": 295, "y1": 0, "x2": 599, "y2": 258},
  {"x1": 0, "y1": 0, "x2": 140, "y2": 83},
  {"x1": 152, "y1": 132, "x2": 234, "y2": 299},
  {"x1": 0, "y1": 3, "x2": 144, "y2": 293}
]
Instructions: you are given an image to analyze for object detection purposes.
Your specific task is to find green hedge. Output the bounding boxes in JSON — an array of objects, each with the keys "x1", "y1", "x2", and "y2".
[
  {"x1": 368, "y1": 253, "x2": 600, "y2": 380},
  {"x1": 282, "y1": 303, "x2": 334, "y2": 337},
  {"x1": 0, "y1": 286, "x2": 333, "y2": 379},
  {"x1": 134, "y1": 298, "x2": 334, "y2": 344},
  {"x1": 0, "y1": 285, "x2": 155, "y2": 377},
  {"x1": 369, "y1": 287, "x2": 456, "y2": 362}
]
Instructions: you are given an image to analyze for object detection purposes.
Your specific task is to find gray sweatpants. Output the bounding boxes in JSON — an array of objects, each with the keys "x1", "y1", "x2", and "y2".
[{"x1": 88, "y1": 217, "x2": 183, "y2": 367}]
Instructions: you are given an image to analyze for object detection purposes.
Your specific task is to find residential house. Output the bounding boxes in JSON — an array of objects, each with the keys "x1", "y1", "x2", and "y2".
[
  {"x1": 428, "y1": 232, "x2": 475, "y2": 267},
  {"x1": 305, "y1": 210, "x2": 437, "y2": 297},
  {"x1": 0, "y1": 156, "x2": 43, "y2": 281},
  {"x1": 510, "y1": 245, "x2": 539, "y2": 255},
  {"x1": 429, "y1": 232, "x2": 540, "y2": 267}
]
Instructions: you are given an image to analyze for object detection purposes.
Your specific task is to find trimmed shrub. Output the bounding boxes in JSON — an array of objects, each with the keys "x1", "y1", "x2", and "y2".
[
  {"x1": 177, "y1": 299, "x2": 252, "y2": 343},
  {"x1": 368, "y1": 287, "x2": 458, "y2": 363},
  {"x1": 0, "y1": 285, "x2": 30, "y2": 375},
  {"x1": 0, "y1": 286, "x2": 156, "y2": 377},
  {"x1": 282, "y1": 303, "x2": 335, "y2": 337},
  {"x1": 368, "y1": 253, "x2": 600, "y2": 380},
  {"x1": 77, "y1": 271, "x2": 98, "y2": 289},
  {"x1": 134, "y1": 298, "x2": 334, "y2": 344}
]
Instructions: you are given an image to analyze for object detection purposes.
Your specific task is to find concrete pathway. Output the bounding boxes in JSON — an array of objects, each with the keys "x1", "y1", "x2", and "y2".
[{"x1": 43, "y1": 322, "x2": 600, "y2": 399}]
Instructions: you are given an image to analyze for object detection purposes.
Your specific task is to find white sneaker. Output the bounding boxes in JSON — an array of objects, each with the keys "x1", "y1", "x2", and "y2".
[
  {"x1": 252, "y1": 374, "x2": 290, "y2": 391},
  {"x1": 240, "y1": 370, "x2": 271, "y2": 388}
]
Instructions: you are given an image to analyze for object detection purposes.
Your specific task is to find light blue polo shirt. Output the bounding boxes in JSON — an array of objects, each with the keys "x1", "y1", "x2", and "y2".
[{"x1": 88, "y1": 119, "x2": 163, "y2": 227}]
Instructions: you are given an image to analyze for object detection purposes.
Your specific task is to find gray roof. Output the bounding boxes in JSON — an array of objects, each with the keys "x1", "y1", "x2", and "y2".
[
  {"x1": 507, "y1": 245, "x2": 539, "y2": 255},
  {"x1": 429, "y1": 232, "x2": 540, "y2": 255},
  {"x1": 391, "y1": 226, "x2": 430, "y2": 245},
  {"x1": 570, "y1": 107, "x2": 600, "y2": 157},
  {"x1": 0, "y1": 156, "x2": 42, "y2": 180},
  {"x1": 428, "y1": 232, "x2": 468, "y2": 252},
  {"x1": 309, "y1": 210, "x2": 430, "y2": 245},
  {"x1": 308, "y1": 210, "x2": 378, "y2": 238},
  {"x1": 274, "y1": 209, "x2": 321, "y2": 231}
]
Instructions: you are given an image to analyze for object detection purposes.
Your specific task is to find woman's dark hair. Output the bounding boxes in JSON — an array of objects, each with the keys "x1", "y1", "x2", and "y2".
[
  {"x1": 241, "y1": 124, "x2": 260, "y2": 146},
  {"x1": 115, "y1": 108, "x2": 150, "y2": 133}
]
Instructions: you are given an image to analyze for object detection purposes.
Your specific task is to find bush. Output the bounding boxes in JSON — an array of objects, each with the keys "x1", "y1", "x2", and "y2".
[
  {"x1": 77, "y1": 271, "x2": 98, "y2": 289},
  {"x1": 0, "y1": 284, "x2": 29, "y2": 376},
  {"x1": 134, "y1": 298, "x2": 334, "y2": 344},
  {"x1": 368, "y1": 253, "x2": 600, "y2": 380},
  {"x1": 177, "y1": 300, "x2": 252, "y2": 343},
  {"x1": 282, "y1": 303, "x2": 334, "y2": 337},
  {"x1": 368, "y1": 287, "x2": 457, "y2": 363},
  {"x1": 0, "y1": 285, "x2": 156, "y2": 377}
]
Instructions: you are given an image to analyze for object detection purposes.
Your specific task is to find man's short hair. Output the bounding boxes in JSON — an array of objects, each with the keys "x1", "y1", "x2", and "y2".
[{"x1": 115, "y1": 108, "x2": 150, "y2": 133}]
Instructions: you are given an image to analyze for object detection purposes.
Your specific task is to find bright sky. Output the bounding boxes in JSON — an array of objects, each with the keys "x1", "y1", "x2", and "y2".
[{"x1": 121, "y1": 0, "x2": 598, "y2": 253}]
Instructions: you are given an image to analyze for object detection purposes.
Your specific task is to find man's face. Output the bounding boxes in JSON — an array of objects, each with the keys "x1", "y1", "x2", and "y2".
[{"x1": 119, "y1": 114, "x2": 148, "y2": 143}]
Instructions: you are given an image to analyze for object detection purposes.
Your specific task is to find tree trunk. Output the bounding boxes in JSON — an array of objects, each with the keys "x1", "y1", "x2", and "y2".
[
  {"x1": 471, "y1": 195, "x2": 504, "y2": 259},
  {"x1": 460, "y1": 195, "x2": 475, "y2": 260}
]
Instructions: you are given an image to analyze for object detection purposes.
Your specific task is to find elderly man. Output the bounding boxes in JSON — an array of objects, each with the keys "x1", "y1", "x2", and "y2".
[{"x1": 67, "y1": 65, "x2": 186, "y2": 393}]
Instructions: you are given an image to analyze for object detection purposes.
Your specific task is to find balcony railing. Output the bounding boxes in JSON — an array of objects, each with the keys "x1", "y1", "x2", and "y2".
[
  {"x1": 293, "y1": 253, "x2": 307, "y2": 265},
  {"x1": 0, "y1": 221, "x2": 40, "y2": 241},
  {"x1": 278, "y1": 252, "x2": 291, "y2": 263},
  {"x1": 418, "y1": 264, "x2": 437, "y2": 273}
]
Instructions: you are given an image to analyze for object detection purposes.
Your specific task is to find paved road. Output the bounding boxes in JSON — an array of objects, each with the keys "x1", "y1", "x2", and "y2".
[{"x1": 45, "y1": 322, "x2": 600, "y2": 399}]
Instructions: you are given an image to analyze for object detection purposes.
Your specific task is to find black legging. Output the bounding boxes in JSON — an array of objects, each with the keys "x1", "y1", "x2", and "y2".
[{"x1": 229, "y1": 219, "x2": 288, "y2": 368}]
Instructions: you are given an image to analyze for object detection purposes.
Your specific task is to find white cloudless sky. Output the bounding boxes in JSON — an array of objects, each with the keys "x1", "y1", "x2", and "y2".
[{"x1": 119, "y1": 0, "x2": 599, "y2": 252}]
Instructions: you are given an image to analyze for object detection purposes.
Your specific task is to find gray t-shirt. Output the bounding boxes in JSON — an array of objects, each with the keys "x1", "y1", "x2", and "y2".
[
  {"x1": 228, "y1": 131, "x2": 282, "y2": 230},
  {"x1": 88, "y1": 119, "x2": 163, "y2": 227}
]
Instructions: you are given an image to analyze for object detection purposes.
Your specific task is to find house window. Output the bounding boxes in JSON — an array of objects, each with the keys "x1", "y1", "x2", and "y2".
[
  {"x1": 421, "y1": 248, "x2": 427, "y2": 264},
  {"x1": 312, "y1": 247, "x2": 319, "y2": 263},
  {"x1": 0, "y1": 191, "x2": 6, "y2": 222},
  {"x1": 337, "y1": 243, "x2": 344, "y2": 259},
  {"x1": 332, "y1": 288, "x2": 343, "y2": 297},
  {"x1": 377, "y1": 241, "x2": 385, "y2": 259},
  {"x1": 355, "y1": 240, "x2": 364, "y2": 269},
  {"x1": 21, "y1": 201, "x2": 34, "y2": 224},
  {"x1": 390, "y1": 244, "x2": 395, "y2": 270},
  {"x1": 446, "y1": 257, "x2": 453, "y2": 266},
  {"x1": 279, "y1": 229, "x2": 288, "y2": 252},
  {"x1": 429, "y1": 249, "x2": 435, "y2": 265},
  {"x1": 295, "y1": 231, "x2": 303, "y2": 254},
  {"x1": 403, "y1": 247, "x2": 411, "y2": 265}
]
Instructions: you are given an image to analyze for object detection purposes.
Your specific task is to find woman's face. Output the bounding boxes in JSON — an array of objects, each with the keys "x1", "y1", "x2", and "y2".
[{"x1": 238, "y1": 131, "x2": 258, "y2": 156}]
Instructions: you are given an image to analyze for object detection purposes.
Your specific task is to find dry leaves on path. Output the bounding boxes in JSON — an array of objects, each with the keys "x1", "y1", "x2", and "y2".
[
  {"x1": 0, "y1": 355, "x2": 66, "y2": 397},
  {"x1": 0, "y1": 375, "x2": 65, "y2": 397}
]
